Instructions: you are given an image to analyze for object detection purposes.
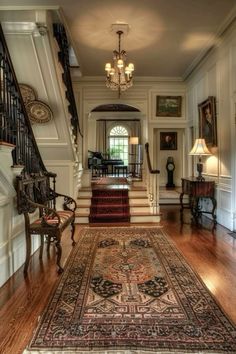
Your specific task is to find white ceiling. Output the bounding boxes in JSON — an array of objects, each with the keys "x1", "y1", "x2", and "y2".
[{"x1": 1, "y1": 0, "x2": 236, "y2": 79}]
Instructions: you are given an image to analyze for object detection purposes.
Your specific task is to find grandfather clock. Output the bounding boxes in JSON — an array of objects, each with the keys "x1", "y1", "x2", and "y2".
[{"x1": 166, "y1": 156, "x2": 175, "y2": 188}]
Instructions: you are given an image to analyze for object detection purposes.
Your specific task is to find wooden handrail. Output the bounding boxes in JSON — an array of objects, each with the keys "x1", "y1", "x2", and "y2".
[
  {"x1": 53, "y1": 23, "x2": 83, "y2": 139},
  {"x1": 145, "y1": 143, "x2": 160, "y2": 174}
]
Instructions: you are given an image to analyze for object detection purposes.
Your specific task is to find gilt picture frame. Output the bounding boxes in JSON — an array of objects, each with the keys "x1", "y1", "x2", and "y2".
[
  {"x1": 198, "y1": 96, "x2": 217, "y2": 147},
  {"x1": 156, "y1": 96, "x2": 182, "y2": 117},
  {"x1": 160, "y1": 132, "x2": 177, "y2": 150}
]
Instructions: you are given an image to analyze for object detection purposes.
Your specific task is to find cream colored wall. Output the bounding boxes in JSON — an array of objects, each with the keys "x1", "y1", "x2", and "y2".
[
  {"x1": 0, "y1": 146, "x2": 41, "y2": 287},
  {"x1": 72, "y1": 78, "x2": 186, "y2": 179},
  {"x1": 186, "y1": 22, "x2": 236, "y2": 229}
]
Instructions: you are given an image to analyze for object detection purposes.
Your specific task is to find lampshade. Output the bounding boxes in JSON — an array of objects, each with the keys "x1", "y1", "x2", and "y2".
[
  {"x1": 189, "y1": 138, "x2": 211, "y2": 181},
  {"x1": 129, "y1": 137, "x2": 139, "y2": 145},
  {"x1": 189, "y1": 138, "x2": 211, "y2": 156}
]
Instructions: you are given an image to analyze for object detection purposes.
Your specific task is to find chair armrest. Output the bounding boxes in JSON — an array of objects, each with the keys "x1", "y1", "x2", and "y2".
[
  {"x1": 26, "y1": 198, "x2": 61, "y2": 227},
  {"x1": 54, "y1": 192, "x2": 77, "y2": 212}
]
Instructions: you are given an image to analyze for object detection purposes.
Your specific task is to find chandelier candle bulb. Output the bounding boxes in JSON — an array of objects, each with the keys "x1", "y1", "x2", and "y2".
[
  {"x1": 105, "y1": 63, "x2": 111, "y2": 71},
  {"x1": 129, "y1": 63, "x2": 134, "y2": 71},
  {"x1": 117, "y1": 59, "x2": 124, "y2": 68}
]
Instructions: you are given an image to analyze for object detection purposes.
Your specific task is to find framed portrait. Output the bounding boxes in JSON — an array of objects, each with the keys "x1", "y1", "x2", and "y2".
[
  {"x1": 198, "y1": 96, "x2": 217, "y2": 146},
  {"x1": 160, "y1": 132, "x2": 177, "y2": 150},
  {"x1": 156, "y1": 96, "x2": 182, "y2": 117}
]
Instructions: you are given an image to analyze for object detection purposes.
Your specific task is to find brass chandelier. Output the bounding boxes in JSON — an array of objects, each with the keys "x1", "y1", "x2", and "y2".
[{"x1": 105, "y1": 30, "x2": 134, "y2": 97}]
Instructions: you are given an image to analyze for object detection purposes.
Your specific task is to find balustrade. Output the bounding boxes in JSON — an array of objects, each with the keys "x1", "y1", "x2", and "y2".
[
  {"x1": 0, "y1": 24, "x2": 45, "y2": 174},
  {"x1": 144, "y1": 143, "x2": 160, "y2": 214}
]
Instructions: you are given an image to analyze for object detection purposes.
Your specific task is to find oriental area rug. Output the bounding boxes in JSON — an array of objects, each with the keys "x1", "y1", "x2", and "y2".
[{"x1": 25, "y1": 227, "x2": 236, "y2": 353}]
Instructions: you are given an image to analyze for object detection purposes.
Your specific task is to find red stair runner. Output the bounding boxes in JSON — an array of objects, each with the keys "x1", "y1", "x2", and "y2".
[{"x1": 89, "y1": 189, "x2": 130, "y2": 223}]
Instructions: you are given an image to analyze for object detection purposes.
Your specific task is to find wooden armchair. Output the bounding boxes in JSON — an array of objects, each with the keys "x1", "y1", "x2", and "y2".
[{"x1": 16, "y1": 173, "x2": 76, "y2": 275}]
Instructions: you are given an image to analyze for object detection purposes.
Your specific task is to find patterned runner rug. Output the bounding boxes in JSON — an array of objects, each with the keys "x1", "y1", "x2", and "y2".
[{"x1": 25, "y1": 227, "x2": 236, "y2": 353}]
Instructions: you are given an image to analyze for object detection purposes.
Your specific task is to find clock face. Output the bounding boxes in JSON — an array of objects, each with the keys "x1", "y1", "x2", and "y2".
[{"x1": 167, "y1": 163, "x2": 175, "y2": 171}]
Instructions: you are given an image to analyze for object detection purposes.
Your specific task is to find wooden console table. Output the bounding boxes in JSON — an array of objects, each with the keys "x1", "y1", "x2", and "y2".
[{"x1": 180, "y1": 177, "x2": 217, "y2": 227}]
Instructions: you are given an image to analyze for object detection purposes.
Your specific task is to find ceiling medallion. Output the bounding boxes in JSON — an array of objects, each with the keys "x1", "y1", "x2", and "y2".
[{"x1": 105, "y1": 23, "x2": 134, "y2": 97}]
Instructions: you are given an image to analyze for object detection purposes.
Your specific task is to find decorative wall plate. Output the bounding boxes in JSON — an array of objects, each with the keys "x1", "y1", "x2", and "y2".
[
  {"x1": 19, "y1": 84, "x2": 37, "y2": 104},
  {"x1": 26, "y1": 100, "x2": 53, "y2": 124}
]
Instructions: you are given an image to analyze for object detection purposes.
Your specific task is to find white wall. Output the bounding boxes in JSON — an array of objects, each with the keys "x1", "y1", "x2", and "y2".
[
  {"x1": 0, "y1": 145, "x2": 41, "y2": 287},
  {"x1": 186, "y1": 22, "x2": 236, "y2": 230}
]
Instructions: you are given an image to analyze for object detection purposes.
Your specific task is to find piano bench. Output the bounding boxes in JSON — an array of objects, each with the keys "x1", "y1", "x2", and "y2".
[
  {"x1": 93, "y1": 165, "x2": 108, "y2": 177},
  {"x1": 114, "y1": 165, "x2": 128, "y2": 177}
]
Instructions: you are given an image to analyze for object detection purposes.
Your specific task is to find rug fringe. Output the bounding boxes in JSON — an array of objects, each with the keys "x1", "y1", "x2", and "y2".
[
  {"x1": 23, "y1": 349, "x2": 225, "y2": 354},
  {"x1": 83, "y1": 225, "x2": 163, "y2": 229}
]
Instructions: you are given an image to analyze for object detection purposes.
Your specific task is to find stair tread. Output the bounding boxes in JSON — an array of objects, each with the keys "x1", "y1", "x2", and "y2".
[
  {"x1": 131, "y1": 212, "x2": 161, "y2": 216},
  {"x1": 90, "y1": 204, "x2": 130, "y2": 207},
  {"x1": 77, "y1": 194, "x2": 92, "y2": 200},
  {"x1": 129, "y1": 203, "x2": 150, "y2": 206},
  {"x1": 76, "y1": 212, "x2": 89, "y2": 216}
]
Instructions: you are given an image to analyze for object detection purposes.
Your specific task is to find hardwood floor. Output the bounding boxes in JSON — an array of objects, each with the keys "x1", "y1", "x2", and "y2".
[{"x1": 0, "y1": 206, "x2": 236, "y2": 354}]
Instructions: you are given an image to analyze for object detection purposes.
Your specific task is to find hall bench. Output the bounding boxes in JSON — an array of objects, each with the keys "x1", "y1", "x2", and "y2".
[{"x1": 16, "y1": 172, "x2": 76, "y2": 275}]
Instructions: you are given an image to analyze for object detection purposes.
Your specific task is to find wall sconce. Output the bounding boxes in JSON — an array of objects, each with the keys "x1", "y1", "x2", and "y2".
[{"x1": 189, "y1": 138, "x2": 211, "y2": 181}]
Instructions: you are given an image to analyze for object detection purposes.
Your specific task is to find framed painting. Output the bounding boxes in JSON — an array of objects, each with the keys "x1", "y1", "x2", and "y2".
[
  {"x1": 160, "y1": 132, "x2": 177, "y2": 150},
  {"x1": 156, "y1": 96, "x2": 182, "y2": 117},
  {"x1": 198, "y1": 96, "x2": 217, "y2": 146}
]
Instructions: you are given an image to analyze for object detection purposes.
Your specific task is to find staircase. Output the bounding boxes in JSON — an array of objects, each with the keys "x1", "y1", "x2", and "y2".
[{"x1": 76, "y1": 183, "x2": 161, "y2": 224}]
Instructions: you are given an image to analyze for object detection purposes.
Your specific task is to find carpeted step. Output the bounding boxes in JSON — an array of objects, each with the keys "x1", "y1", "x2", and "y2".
[
  {"x1": 89, "y1": 213, "x2": 130, "y2": 223},
  {"x1": 90, "y1": 204, "x2": 130, "y2": 214},
  {"x1": 89, "y1": 188, "x2": 130, "y2": 223},
  {"x1": 92, "y1": 189, "x2": 128, "y2": 198},
  {"x1": 91, "y1": 197, "x2": 129, "y2": 205}
]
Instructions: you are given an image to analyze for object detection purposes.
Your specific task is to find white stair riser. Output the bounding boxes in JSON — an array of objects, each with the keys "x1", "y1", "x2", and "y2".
[
  {"x1": 129, "y1": 198, "x2": 149, "y2": 205},
  {"x1": 130, "y1": 206, "x2": 150, "y2": 213},
  {"x1": 77, "y1": 199, "x2": 91, "y2": 206},
  {"x1": 130, "y1": 215, "x2": 161, "y2": 223},
  {"x1": 75, "y1": 216, "x2": 89, "y2": 224},
  {"x1": 78, "y1": 191, "x2": 92, "y2": 198},
  {"x1": 76, "y1": 207, "x2": 90, "y2": 214},
  {"x1": 129, "y1": 191, "x2": 147, "y2": 197}
]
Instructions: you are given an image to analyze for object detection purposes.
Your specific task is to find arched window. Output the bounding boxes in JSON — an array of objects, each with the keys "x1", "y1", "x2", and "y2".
[{"x1": 109, "y1": 125, "x2": 129, "y2": 165}]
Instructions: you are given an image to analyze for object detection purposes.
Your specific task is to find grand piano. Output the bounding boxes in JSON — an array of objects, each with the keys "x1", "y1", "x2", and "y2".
[{"x1": 88, "y1": 151, "x2": 124, "y2": 176}]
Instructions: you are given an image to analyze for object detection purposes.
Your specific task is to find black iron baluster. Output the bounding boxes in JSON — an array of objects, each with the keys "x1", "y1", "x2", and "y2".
[{"x1": 0, "y1": 23, "x2": 46, "y2": 174}]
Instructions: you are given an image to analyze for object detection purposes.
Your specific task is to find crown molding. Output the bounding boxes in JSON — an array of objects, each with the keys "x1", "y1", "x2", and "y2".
[{"x1": 183, "y1": 7, "x2": 236, "y2": 80}]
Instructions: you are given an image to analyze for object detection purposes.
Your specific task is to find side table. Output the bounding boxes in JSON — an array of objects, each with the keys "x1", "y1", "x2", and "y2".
[{"x1": 180, "y1": 177, "x2": 217, "y2": 227}]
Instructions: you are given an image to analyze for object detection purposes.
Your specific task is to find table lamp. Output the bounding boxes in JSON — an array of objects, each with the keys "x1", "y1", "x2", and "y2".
[
  {"x1": 189, "y1": 138, "x2": 211, "y2": 181},
  {"x1": 129, "y1": 137, "x2": 139, "y2": 145}
]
